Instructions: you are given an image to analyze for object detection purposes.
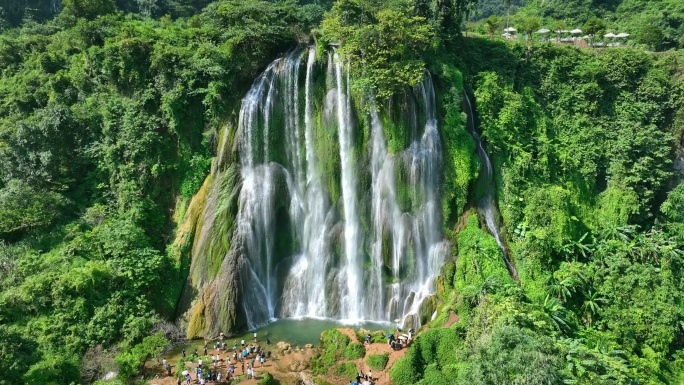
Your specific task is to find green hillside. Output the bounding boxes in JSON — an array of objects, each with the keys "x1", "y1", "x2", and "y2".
[{"x1": 469, "y1": 0, "x2": 684, "y2": 50}]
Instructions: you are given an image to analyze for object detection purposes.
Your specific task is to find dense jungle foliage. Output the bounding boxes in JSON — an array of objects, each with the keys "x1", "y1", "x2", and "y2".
[
  {"x1": 0, "y1": 0, "x2": 325, "y2": 383},
  {"x1": 389, "y1": 38, "x2": 684, "y2": 385},
  {"x1": 0, "y1": 0, "x2": 683, "y2": 384}
]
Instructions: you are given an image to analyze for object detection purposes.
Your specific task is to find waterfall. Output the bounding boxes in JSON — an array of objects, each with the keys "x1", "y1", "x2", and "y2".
[
  {"x1": 464, "y1": 93, "x2": 519, "y2": 280},
  {"x1": 229, "y1": 48, "x2": 448, "y2": 330}
]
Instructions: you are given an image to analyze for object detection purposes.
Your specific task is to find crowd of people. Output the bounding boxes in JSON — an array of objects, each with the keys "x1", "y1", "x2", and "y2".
[
  {"x1": 163, "y1": 332, "x2": 272, "y2": 384},
  {"x1": 349, "y1": 368, "x2": 374, "y2": 385},
  {"x1": 161, "y1": 328, "x2": 405, "y2": 385},
  {"x1": 386, "y1": 328, "x2": 413, "y2": 351}
]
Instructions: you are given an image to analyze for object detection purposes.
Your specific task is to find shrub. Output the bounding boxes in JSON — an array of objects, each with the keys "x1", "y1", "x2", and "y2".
[
  {"x1": 344, "y1": 342, "x2": 366, "y2": 360},
  {"x1": 333, "y1": 362, "x2": 358, "y2": 377},
  {"x1": 319, "y1": 329, "x2": 353, "y2": 365},
  {"x1": 321, "y1": 349, "x2": 337, "y2": 366},
  {"x1": 310, "y1": 355, "x2": 328, "y2": 375},
  {"x1": 258, "y1": 372, "x2": 279, "y2": 385},
  {"x1": 390, "y1": 348, "x2": 424, "y2": 385},
  {"x1": 416, "y1": 364, "x2": 450, "y2": 385},
  {"x1": 371, "y1": 332, "x2": 387, "y2": 343},
  {"x1": 321, "y1": 329, "x2": 351, "y2": 350},
  {"x1": 366, "y1": 353, "x2": 389, "y2": 371}
]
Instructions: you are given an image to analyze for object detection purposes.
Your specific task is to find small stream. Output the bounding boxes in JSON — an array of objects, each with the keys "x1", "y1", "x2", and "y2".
[{"x1": 463, "y1": 92, "x2": 519, "y2": 281}]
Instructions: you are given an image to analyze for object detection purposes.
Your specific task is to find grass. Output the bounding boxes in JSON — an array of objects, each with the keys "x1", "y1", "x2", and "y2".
[
  {"x1": 366, "y1": 353, "x2": 390, "y2": 371},
  {"x1": 333, "y1": 362, "x2": 358, "y2": 377}
]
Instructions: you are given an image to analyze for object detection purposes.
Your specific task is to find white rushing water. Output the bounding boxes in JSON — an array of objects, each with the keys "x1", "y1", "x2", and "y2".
[
  {"x1": 230, "y1": 48, "x2": 449, "y2": 329},
  {"x1": 333, "y1": 52, "x2": 363, "y2": 321},
  {"x1": 463, "y1": 93, "x2": 518, "y2": 280}
]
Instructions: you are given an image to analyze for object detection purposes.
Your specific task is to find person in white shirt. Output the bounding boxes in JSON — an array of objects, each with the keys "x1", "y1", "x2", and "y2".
[
  {"x1": 198, "y1": 358, "x2": 202, "y2": 368},
  {"x1": 162, "y1": 358, "x2": 167, "y2": 368}
]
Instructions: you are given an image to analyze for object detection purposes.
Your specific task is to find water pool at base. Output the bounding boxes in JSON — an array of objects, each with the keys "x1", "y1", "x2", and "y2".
[
  {"x1": 240, "y1": 318, "x2": 392, "y2": 346},
  {"x1": 165, "y1": 318, "x2": 392, "y2": 362}
]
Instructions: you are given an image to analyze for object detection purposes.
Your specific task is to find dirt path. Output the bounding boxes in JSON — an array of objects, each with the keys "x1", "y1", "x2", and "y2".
[{"x1": 443, "y1": 311, "x2": 460, "y2": 328}]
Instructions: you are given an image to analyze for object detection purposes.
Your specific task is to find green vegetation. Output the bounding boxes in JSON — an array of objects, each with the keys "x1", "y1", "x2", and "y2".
[
  {"x1": 2, "y1": 0, "x2": 683, "y2": 383},
  {"x1": 333, "y1": 361, "x2": 358, "y2": 377},
  {"x1": 469, "y1": 0, "x2": 684, "y2": 51},
  {"x1": 310, "y1": 329, "x2": 354, "y2": 374},
  {"x1": 258, "y1": 372, "x2": 279, "y2": 385},
  {"x1": 343, "y1": 342, "x2": 366, "y2": 360},
  {"x1": 365, "y1": 353, "x2": 389, "y2": 371},
  {"x1": 0, "y1": 0, "x2": 320, "y2": 383},
  {"x1": 115, "y1": 333, "x2": 169, "y2": 382},
  {"x1": 390, "y1": 36, "x2": 684, "y2": 385}
]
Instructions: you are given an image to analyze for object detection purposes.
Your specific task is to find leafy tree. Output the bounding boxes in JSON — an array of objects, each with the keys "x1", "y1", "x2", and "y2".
[
  {"x1": 0, "y1": 326, "x2": 37, "y2": 385},
  {"x1": 115, "y1": 332, "x2": 169, "y2": 381},
  {"x1": 62, "y1": 0, "x2": 116, "y2": 19},
  {"x1": 517, "y1": 15, "x2": 540, "y2": 37},
  {"x1": 582, "y1": 16, "x2": 605, "y2": 37},
  {"x1": 320, "y1": 0, "x2": 434, "y2": 101},
  {"x1": 0, "y1": 180, "x2": 68, "y2": 234},
  {"x1": 459, "y1": 326, "x2": 561, "y2": 384},
  {"x1": 661, "y1": 181, "x2": 684, "y2": 239},
  {"x1": 635, "y1": 24, "x2": 664, "y2": 50},
  {"x1": 484, "y1": 15, "x2": 500, "y2": 37}
]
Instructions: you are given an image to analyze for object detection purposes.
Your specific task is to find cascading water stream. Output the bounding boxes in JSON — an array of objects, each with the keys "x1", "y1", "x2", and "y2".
[
  {"x1": 230, "y1": 48, "x2": 449, "y2": 329},
  {"x1": 333, "y1": 52, "x2": 363, "y2": 321},
  {"x1": 463, "y1": 93, "x2": 519, "y2": 280}
]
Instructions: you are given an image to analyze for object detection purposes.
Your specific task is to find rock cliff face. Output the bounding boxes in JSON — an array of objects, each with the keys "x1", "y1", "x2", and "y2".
[{"x1": 176, "y1": 123, "x2": 248, "y2": 338}]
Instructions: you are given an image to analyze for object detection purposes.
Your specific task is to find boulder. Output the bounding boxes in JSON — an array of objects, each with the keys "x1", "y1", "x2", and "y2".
[
  {"x1": 304, "y1": 344, "x2": 314, "y2": 349},
  {"x1": 288, "y1": 360, "x2": 309, "y2": 372},
  {"x1": 277, "y1": 341, "x2": 291, "y2": 351}
]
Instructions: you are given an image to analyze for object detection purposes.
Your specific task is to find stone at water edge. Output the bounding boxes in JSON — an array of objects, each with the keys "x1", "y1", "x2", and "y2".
[
  {"x1": 402, "y1": 314, "x2": 416, "y2": 331},
  {"x1": 304, "y1": 344, "x2": 313, "y2": 349},
  {"x1": 277, "y1": 341, "x2": 291, "y2": 351}
]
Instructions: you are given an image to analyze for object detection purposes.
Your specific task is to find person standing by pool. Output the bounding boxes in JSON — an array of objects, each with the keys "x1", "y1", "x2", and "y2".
[
  {"x1": 253, "y1": 331, "x2": 257, "y2": 342},
  {"x1": 241, "y1": 338, "x2": 245, "y2": 347}
]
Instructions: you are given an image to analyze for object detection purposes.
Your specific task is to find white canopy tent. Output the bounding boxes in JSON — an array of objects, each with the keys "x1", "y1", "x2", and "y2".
[
  {"x1": 570, "y1": 29, "x2": 583, "y2": 34},
  {"x1": 535, "y1": 28, "x2": 551, "y2": 34}
]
